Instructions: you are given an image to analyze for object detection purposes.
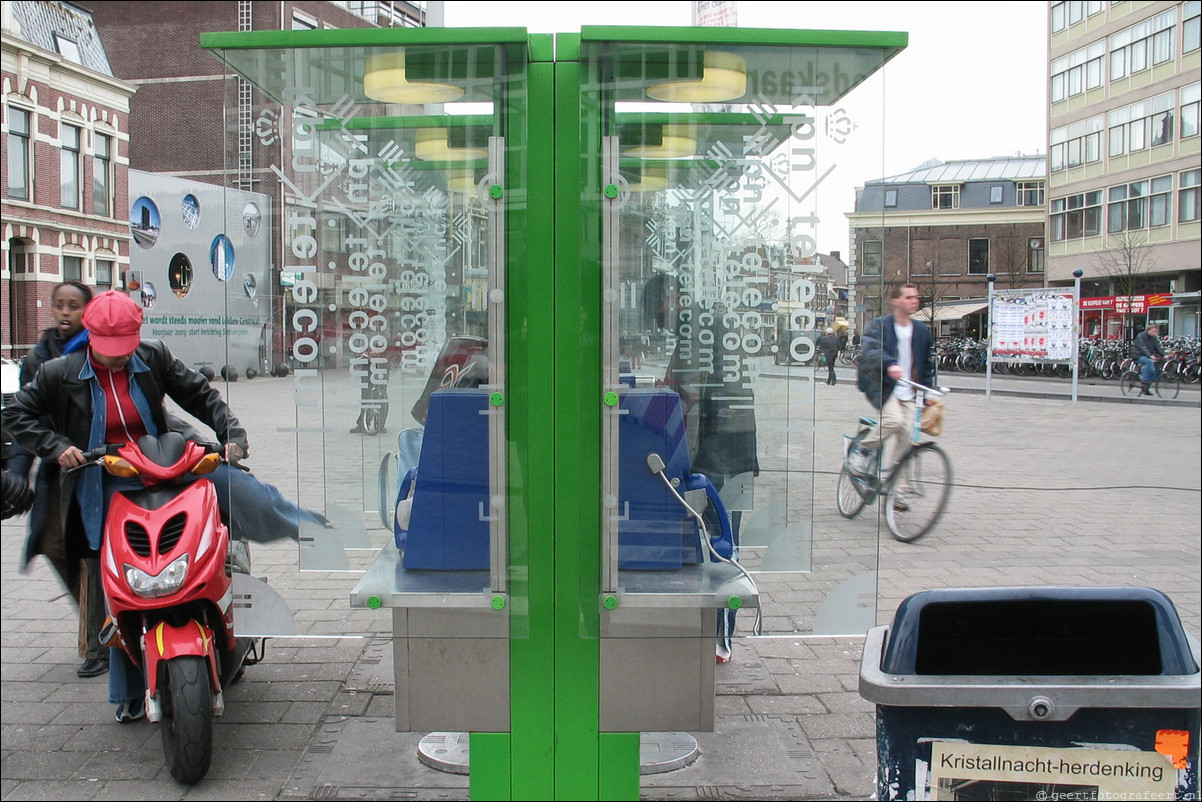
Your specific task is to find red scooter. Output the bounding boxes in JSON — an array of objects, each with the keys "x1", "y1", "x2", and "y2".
[{"x1": 80, "y1": 432, "x2": 258, "y2": 785}]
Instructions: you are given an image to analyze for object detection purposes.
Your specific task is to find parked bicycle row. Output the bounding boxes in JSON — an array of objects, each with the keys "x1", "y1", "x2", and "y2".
[{"x1": 840, "y1": 336, "x2": 1202, "y2": 383}]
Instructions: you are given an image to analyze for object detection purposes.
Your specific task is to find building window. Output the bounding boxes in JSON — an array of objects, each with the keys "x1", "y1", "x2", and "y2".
[
  {"x1": 1051, "y1": 40, "x2": 1105, "y2": 103},
  {"x1": 61, "y1": 124, "x2": 81, "y2": 209},
  {"x1": 1051, "y1": 117, "x2": 1103, "y2": 172},
  {"x1": 968, "y1": 239, "x2": 989, "y2": 274},
  {"x1": 1050, "y1": 190, "x2": 1104, "y2": 242},
  {"x1": 931, "y1": 184, "x2": 959, "y2": 210},
  {"x1": 53, "y1": 33, "x2": 82, "y2": 64},
  {"x1": 7, "y1": 106, "x2": 31, "y2": 200},
  {"x1": 1110, "y1": 9, "x2": 1177, "y2": 81},
  {"x1": 1180, "y1": 169, "x2": 1201, "y2": 223},
  {"x1": 1108, "y1": 92, "x2": 1175, "y2": 158},
  {"x1": 860, "y1": 240, "x2": 883, "y2": 276},
  {"x1": 93, "y1": 133, "x2": 112, "y2": 216},
  {"x1": 1109, "y1": 176, "x2": 1172, "y2": 233},
  {"x1": 884, "y1": 189, "x2": 897, "y2": 208},
  {"x1": 1149, "y1": 175, "x2": 1173, "y2": 227},
  {"x1": 1186, "y1": 1, "x2": 1201, "y2": 54},
  {"x1": 1017, "y1": 181, "x2": 1045, "y2": 206},
  {"x1": 63, "y1": 255, "x2": 83, "y2": 282},
  {"x1": 1050, "y1": 1, "x2": 1104, "y2": 33},
  {"x1": 1182, "y1": 83, "x2": 1200, "y2": 139},
  {"x1": 96, "y1": 259, "x2": 114, "y2": 289},
  {"x1": 292, "y1": 11, "x2": 318, "y2": 29},
  {"x1": 1027, "y1": 238, "x2": 1045, "y2": 273},
  {"x1": 990, "y1": 186, "x2": 1003, "y2": 204}
]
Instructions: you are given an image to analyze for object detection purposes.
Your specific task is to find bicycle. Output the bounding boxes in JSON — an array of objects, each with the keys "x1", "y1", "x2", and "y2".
[
  {"x1": 836, "y1": 378, "x2": 952, "y2": 542},
  {"x1": 1119, "y1": 364, "x2": 1179, "y2": 400}
]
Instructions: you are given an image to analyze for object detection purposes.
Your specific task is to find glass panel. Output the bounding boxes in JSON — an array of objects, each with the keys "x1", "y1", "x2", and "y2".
[
  {"x1": 205, "y1": 34, "x2": 525, "y2": 661},
  {"x1": 581, "y1": 34, "x2": 891, "y2": 687}
]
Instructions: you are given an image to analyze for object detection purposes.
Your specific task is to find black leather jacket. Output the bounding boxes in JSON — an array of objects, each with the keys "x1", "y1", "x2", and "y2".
[
  {"x1": 1132, "y1": 331, "x2": 1165, "y2": 361},
  {"x1": 4, "y1": 339, "x2": 247, "y2": 463},
  {"x1": 4, "y1": 340, "x2": 248, "y2": 549}
]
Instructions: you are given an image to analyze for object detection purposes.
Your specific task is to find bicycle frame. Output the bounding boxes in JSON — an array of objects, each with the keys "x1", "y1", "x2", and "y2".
[{"x1": 837, "y1": 377, "x2": 953, "y2": 542}]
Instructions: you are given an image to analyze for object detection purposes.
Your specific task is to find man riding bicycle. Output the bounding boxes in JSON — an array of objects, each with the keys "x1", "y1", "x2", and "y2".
[
  {"x1": 855, "y1": 283, "x2": 938, "y2": 510},
  {"x1": 1133, "y1": 323, "x2": 1165, "y2": 397}
]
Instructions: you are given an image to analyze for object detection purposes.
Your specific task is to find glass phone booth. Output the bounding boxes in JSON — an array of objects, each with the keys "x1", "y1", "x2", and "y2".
[{"x1": 205, "y1": 23, "x2": 902, "y2": 800}]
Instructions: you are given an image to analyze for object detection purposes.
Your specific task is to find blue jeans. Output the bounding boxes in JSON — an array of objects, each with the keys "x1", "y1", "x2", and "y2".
[
  {"x1": 1138, "y1": 355, "x2": 1160, "y2": 383},
  {"x1": 109, "y1": 647, "x2": 142, "y2": 705}
]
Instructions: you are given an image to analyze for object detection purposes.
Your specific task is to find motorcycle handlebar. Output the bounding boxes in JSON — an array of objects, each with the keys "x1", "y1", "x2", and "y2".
[{"x1": 72, "y1": 439, "x2": 234, "y2": 471}]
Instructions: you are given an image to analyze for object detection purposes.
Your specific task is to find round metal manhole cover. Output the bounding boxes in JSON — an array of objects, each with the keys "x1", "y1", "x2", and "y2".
[
  {"x1": 416, "y1": 731, "x2": 698, "y2": 776},
  {"x1": 639, "y1": 731, "x2": 699, "y2": 775},
  {"x1": 416, "y1": 732, "x2": 470, "y2": 775}
]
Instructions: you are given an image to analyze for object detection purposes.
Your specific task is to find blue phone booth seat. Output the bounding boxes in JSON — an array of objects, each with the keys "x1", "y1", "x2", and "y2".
[
  {"x1": 618, "y1": 389, "x2": 734, "y2": 570},
  {"x1": 395, "y1": 387, "x2": 733, "y2": 571},
  {"x1": 398, "y1": 388, "x2": 491, "y2": 570}
]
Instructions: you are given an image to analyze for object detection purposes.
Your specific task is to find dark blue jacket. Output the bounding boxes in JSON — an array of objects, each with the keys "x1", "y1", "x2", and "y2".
[{"x1": 856, "y1": 314, "x2": 935, "y2": 409}]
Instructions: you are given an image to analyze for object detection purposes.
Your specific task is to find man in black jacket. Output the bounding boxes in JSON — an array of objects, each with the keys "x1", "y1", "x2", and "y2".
[
  {"x1": 1132, "y1": 324, "x2": 1165, "y2": 397},
  {"x1": 855, "y1": 284, "x2": 937, "y2": 508}
]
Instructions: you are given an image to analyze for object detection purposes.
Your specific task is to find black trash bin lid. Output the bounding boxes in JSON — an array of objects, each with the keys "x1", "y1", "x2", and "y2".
[{"x1": 881, "y1": 586, "x2": 1199, "y2": 677}]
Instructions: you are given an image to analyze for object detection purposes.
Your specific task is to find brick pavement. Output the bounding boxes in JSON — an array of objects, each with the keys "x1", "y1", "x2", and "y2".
[{"x1": 2, "y1": 368, "x2": 1199, "y2": 800}]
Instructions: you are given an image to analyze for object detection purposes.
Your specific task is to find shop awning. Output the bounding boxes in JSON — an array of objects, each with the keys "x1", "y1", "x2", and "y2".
[{"x1": 926, "y1": 302, "x2": 989, "y2": 322}]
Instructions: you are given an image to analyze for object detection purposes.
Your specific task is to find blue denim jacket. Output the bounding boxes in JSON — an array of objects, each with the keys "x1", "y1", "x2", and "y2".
[{"x1": 76, "y1": 352, "x2": 161, "y2": 550}]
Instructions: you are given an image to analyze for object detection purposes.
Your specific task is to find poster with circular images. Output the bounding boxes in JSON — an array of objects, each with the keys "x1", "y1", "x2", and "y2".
[
  {"x1": 181, "y1": 194, "x2": 200, "y2": 229},
  {"x1": 242, "y1": 201, "x2": 262, "y2": 238},
  {"x1": 210, "y1": 234, "x2": 235, "y2": 282},
  {"x1": 169, "y1": 253, "x2": 193, "y2": 298},
  {"x1": 130, "y1": 197, "x2": 161, "y2": 249}
]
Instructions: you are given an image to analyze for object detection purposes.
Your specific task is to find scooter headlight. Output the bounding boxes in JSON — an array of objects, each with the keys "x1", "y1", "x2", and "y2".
[{"x1": 123, "y1": 555, "x2": 189, "y2": 599}]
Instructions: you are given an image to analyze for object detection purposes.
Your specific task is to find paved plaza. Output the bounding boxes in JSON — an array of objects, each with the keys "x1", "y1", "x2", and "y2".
[{"x1": 2, "y1": 366, "x2": 1199, "y2": 800}]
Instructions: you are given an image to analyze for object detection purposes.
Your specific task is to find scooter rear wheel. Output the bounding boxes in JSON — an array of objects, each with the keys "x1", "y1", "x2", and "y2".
[{"x1": 160, "y1": 655, "x2": 213, "y2": 785}]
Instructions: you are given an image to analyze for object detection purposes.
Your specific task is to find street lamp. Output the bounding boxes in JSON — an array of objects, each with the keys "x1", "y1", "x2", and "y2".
[{"x1": 1072, "y1": 270, "x2": 1083, "y2": 403}]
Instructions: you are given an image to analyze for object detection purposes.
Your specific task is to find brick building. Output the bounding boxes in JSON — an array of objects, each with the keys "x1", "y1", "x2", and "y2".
[
  {"x1": 846, "y1": 155, "x2": 1048, "y2": 337},
  {"x1": 1, "y1": 0, "x2": 135, "y2": 359}
]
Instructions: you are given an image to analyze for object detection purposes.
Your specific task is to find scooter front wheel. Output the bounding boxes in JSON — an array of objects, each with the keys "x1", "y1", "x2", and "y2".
[{"x1": 160, "y1": 655, "x2": 213, "y2": 785}]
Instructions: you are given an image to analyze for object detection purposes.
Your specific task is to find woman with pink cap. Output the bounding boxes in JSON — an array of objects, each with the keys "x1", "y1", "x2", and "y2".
[{"x1": 4, "y1": 290, "x2": 324, "y2": 721}]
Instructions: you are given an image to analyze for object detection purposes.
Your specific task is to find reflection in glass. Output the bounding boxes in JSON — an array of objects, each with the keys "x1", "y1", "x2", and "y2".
[{"x1": 595, "y1": 36, "x2": 892, "y2": 640}]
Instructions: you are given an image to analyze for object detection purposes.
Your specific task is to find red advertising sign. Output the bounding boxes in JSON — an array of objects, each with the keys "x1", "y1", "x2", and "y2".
[{"x1": 1079, "y1": 294, "x2": 1170, "y2": 312}]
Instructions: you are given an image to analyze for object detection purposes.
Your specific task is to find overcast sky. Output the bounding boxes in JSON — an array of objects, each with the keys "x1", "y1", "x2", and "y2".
[{"x1": 439, "y1": 1, "x2": 1050, "y2": 251}]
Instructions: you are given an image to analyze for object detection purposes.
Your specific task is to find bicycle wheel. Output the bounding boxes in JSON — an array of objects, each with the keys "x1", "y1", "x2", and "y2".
[
  {"x1": 836, "y1": 466, "x2": 870, "y2": 518},
  {"x1": 1156, "y1": 372, "x2": 1180, "y2": 400},
  {"x1": 1119, "y1": 371, "x2": 1142, "y2": 397},
  {"x1": 884, "y1": 444, "x2": 952, "y2": 543}
]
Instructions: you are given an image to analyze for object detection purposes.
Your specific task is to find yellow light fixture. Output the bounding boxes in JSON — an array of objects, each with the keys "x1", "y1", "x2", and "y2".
[
  {"x1": 621, "y1": 125, "x2": 696, "y2": 159},
  {"x1": 646, "y1": 51, "x2": 747, "y2": 103},
  {"x1": 626, "y1": 168, "x2": 669, "y2": 193},
  {"x1": 415, "y1": 127, "x2": 488, "y2": 161},
  {"x1": 363, "y1": 50, "x2": 465, "y2": 104}
]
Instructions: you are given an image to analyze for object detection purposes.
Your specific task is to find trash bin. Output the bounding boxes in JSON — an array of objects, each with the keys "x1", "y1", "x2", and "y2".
[{"x1": 859, "y1": 586, "x2": 1201, "y2": 801}]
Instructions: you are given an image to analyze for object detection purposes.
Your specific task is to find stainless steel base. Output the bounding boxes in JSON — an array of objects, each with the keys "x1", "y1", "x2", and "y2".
[{"x1": 415, "y1": 731, "x2": 700, "y2": 776}]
